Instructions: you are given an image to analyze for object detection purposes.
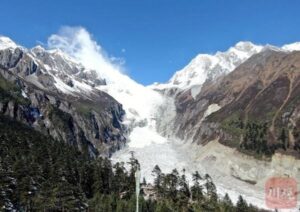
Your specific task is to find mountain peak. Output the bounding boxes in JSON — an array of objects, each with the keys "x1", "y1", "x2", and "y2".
[
  {"x1": 234, "y1": 41, "x2": 256, "y2": 49},
  {"x1": 231, "y1": 41, "x2": 263, "y2": 54},
  {"x1": 282, "y1": 42, "x2": 300, "y2": 52},
  {"x1": 151, "y1": 41, "x2": 263, "y2": 92},
  {"x1": 261, "y1": 44, "x2": 282, "y2": 52},
  {"x1": 0, "y1": 36, "x2": 18, "y2": 50},
  {"x1": 31, "y1": 45, "x2": 46, "y2": 52}
]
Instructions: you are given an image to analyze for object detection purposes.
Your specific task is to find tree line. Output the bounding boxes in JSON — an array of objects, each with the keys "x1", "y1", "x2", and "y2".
[{"x1": 0, "y1": 115, "x2": 267, "y2": 211}]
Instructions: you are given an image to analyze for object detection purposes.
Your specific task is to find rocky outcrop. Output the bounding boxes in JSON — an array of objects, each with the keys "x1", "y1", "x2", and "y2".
[
  {"x1": 170, "y1": 49, "x2": 300, "y2": 157},
  {"x1": 0, "y1": 46, "x2": 126, "y2": 157}
]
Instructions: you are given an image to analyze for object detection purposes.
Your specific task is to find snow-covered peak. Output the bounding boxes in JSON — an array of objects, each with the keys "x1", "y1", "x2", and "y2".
[
  {"x1": 31, "y1": 45, "x2": 46, "y2": 54},
  {"x1": 224, "y1": 41, "x2": 263, "y2": 59},
  {"x1": 233, "y1": 41, "x2": 259, "y2": 52},
  {"x1": 151, "y1": 40, "x2": 300, "y2": 93},
  {"x1": 282, "y1": 42, "x2": 300, "y2": 52},
  {"x1": 31, "y1": 44, "x2": 83, "y2": 70},
  {"x1": 260, "y1": 44, "x2": 282, "y2": 52},
  {"x1": 48, "y1": 48, "x2": 79, "y2": 64},
  {"x1": 151, "y1": 41, "x2": 263, "y2": 92},
  {"x1": 0, "y1": 36, "x2": 18, "y2": 50}
]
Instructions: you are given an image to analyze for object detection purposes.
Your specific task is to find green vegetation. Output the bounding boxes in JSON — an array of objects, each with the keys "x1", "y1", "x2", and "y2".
[
  {"x1": 0, "y1": 115, "x2": 266, "y2": 211},
  {"x1": 220, "y1": 115, "x2": 244, "y2": 148},
  {"x1": 73, "y1": 99, "x2": 108, "y2": 118},
  {"x1": 240, "y1": 122, "x2": 273, "y2": 157},
  {"x1": 224, "y1": 118, "x2": 274, "y2": 157},
  {"x1": 48, "y1": 105, "x2": 74, "y2": 132},
  {"x1": 220, "y1": 114, "x2": 295, "y2": 158},
  {"x1": 0, "y1": 75, "x2": 29, "y2": 105},
  {"x1": 74, "y1": 102, "x2": 94, "y2": 117}
]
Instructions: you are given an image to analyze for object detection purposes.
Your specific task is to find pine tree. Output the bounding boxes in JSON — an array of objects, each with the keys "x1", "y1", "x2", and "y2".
[
  {"x1": 204, "y1": 174, "x2": 217, "y2": 202},
  {"x1": 53, "y1": 176, "x2": 86, "y2": 211},
  {"x1": 178, "y1": 169, "x2": 190, "y2": 207},
  {"x1": 102, "y1": 158, "x2": 114, "y2": 195},
  {"x1": 163, "y1": 169, "x2": 179, "y2": 202},
  {"x1": 79, "y1": 161, "x2": 94, "y2": 198},
  {"x1": 191, "y1": 171, "x2": 203, "y2": 202},
  {"x1": 152, "y1": 165, "x2": 162, "y2": 197},
  {"x1": 220, "y1": 193, "x2": 234, "y2": 212},
  {"x1": 112, "y1": 162, "x2": 127, "y2": 195},
  {"x1": 127, "y1": 152, "x2": 140, "y2": 198},
  {"x1": 236, "y1": 195, "x2": 248, "y2": 212},
  {"x1": 279, "y1": 128, "x2": 288, "y2": 150}
]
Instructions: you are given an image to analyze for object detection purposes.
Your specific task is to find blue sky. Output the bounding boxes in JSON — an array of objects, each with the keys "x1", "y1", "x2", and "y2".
[{"x1": 1, "y1": 0, "x2": 300, "y2": 85}]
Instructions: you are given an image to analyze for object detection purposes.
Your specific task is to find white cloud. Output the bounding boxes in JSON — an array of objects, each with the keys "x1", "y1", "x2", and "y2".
[
  {"x1": 110, "y1": 56, "x2": 126, "y2": 65},
  {"x1": 47, "y1": 26, "x2": 126, "y2": 83}
]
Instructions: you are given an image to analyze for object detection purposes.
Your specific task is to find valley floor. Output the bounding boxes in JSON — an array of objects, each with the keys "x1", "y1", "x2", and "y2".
[{"x1": 112, "y1": 135, "x2": 300, "y2": 211}]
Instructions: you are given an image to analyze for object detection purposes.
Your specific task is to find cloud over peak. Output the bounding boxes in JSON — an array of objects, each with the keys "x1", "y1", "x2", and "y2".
[{"x1": 47, "y1": 26, "x2": 126, "y2": 82}]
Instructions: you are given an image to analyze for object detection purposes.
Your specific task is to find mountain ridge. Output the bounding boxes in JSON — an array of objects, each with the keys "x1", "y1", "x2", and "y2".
[
  {"x1": 151, "y1": 40, "x2": 300, "y2": 96},
  {"x1": 1, "y1": 34, "x2": 300, "y2": 209},
  {"x1": 0, "y1": 41, "x2": 126, "y2": 156}
]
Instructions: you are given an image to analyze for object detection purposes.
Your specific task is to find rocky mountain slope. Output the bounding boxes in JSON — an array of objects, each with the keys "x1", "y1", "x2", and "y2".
[
  {"x1": 148, "y1": 42, "x2": 300, "y2": 209},
  {"x1": 0, "y1": 36, "x2": 126, "y2": 156},
  {"x1": 152, "y1": 41, "x2": 300, "y2": 157},
  {"x1": 170, "y1": 48, "x2": 300, "y2": 158}
]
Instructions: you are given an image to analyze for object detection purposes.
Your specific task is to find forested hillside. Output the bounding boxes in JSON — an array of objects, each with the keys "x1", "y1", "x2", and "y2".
[{"x1": 0, "y1": 115, "x2": 269, "y2": 211}]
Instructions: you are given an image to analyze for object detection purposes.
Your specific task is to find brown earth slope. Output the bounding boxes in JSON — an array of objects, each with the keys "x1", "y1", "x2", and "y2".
[{"x1": 173, "y1": 49, "x2": 300, "y2": 158}]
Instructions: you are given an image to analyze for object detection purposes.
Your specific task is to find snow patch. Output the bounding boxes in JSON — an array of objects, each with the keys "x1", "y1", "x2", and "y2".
[
  {"x1": 53, "y1": 76, "x2": 75, "y2": 94},
  {"x1": 21, "y1": 90, "x2": 28, "y2": 98},
  {"x1": 190, "y1": 85, "x2": 202, "y2": 99},
  {"x1": 202, "y1": 103, "x2": 221, "y2": 121}
]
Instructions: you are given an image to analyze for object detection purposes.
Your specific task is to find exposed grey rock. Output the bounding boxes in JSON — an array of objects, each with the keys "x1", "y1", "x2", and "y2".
[
  {"x1": 0, "y1": 48, "x2": 23, "y2": 69},
  {"x1": 0, "y1": 47, "x2": 126, "y2": 157}
]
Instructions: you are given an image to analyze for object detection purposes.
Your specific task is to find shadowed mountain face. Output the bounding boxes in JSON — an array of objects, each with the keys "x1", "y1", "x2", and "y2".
[
  {"x1": 0, "y1": 45, "x2": 126, "y2": 157},
  {"x1": 173, "y1": 49, "x2": 300, "y2": 157}
]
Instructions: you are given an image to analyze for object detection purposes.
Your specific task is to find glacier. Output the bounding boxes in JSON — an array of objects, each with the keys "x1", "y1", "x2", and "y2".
[{"x1": 2, "y1": 27, "x2": 300, "y2": 210}]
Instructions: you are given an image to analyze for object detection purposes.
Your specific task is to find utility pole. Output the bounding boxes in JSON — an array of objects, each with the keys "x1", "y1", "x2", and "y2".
[{"x1": 135, "y1": 168, "x2": 141, "y2": 212}]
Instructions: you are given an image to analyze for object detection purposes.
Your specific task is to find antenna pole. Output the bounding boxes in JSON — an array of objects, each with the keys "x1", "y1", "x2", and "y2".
[{"x1": 135, "y1": 168, "x2": 141, "y2": 212}]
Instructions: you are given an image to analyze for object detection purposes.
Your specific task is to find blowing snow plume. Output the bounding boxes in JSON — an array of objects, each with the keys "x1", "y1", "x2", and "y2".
[
  {"x1": 48, "y1": 26, "x2": 166, "y2": 147},
  {"x1": 48, "y1": 26, "x2": 124, "y2": 83}
]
